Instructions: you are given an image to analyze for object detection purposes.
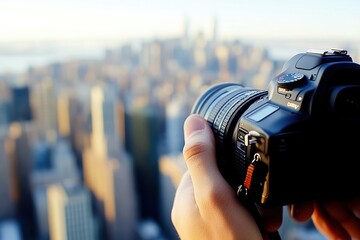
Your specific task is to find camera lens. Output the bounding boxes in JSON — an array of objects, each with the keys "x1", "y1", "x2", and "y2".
[{"x1": 191, "y1": 83, "x2": 267, "y2": 187}]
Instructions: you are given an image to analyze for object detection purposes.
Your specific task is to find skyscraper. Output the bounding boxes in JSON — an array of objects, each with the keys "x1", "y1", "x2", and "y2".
[
  {"x1": 84, "y1": 151, "x2": 138, "y2": 240},
  {"x1": 165, "y1": 96, "x2": 188, "y2": 155},
  {"x1": 7, "y1": 122, "x2": 37, "y2": 238},
  {"x1": 31, "y1": 138, "x2": 81, "y2": 240},
  {"x1": 57, "y1": 85, "x2": 90, "y2": 170},
  {"x1": 10, "y1": 86, "x2": 32, "y2": 122},
  {"x1": 182, "y1": 16, "x2": 190, "y2": 41},
  {"x1": 57, "y1": 92, "x2": 71, "y2": 138},
  {"x1": 83, "y1": 84, "x2": 138, "y2": 240},
  {"x1": 32, "y1": 187, "x2": 49, "y2": 240},
  {"x1": 0, "y1": 82, "x2": 10, "y2": 130},
  {"x1": 89, "y1": 84, "x2": 122, "y2": 158},
  {"x1": 0, "y1": 135, "x2": 15, "y2": 219},
  {"x1": 32, "y1": 78, "x2": 58, "y2": 143},
  {"x1": 0, "y1": 101, "x2": 10, "y2": 131},
  {"x1": 125, "y1": 100, "x2": 164, "y2": 222},
  {"x1": 47, "y1": 182, "x2": 98, "y2": 240},
  {"x1": 212, "y1": 16, "x2": 218, "y2": 43}
]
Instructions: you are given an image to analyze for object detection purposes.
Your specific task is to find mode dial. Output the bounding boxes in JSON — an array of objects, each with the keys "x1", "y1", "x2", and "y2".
[{"x1": 277, "y1": 73, "x2": 306, "y2": 89}]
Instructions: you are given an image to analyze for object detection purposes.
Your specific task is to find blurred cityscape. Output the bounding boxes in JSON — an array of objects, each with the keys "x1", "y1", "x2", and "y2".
[{"x1": 1, "y1": 19, "x2": 359, "y2": 240}]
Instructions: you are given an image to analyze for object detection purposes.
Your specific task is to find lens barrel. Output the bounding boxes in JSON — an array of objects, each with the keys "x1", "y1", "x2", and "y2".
[{"x1": 191, "y1": 83, "x2": 267, "y2": 187}]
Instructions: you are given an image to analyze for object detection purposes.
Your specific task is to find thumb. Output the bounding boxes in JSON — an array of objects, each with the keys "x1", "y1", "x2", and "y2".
[
  {"x1": 183, "y1": 114, "x2": 227, "y2": 191},
  {"x1": 182, "y1": 114, "x2": 264, "y2": 239}
]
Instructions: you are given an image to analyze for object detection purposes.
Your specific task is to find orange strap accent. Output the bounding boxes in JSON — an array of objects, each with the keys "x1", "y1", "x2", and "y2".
[{"x1": 244, "y1": 164, "x2": 255, "y2": 189}]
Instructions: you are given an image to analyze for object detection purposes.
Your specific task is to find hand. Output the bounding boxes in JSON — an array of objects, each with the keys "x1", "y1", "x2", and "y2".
[
  {"x1": 289, "y1": 197, "x2": 360, "y2": 240},
  {"x1": 172, "y1": 114, "x2": 272, "y2": 240},
  {"x1": 311, "y1": 197, "x2": 360, "y2": 240}
]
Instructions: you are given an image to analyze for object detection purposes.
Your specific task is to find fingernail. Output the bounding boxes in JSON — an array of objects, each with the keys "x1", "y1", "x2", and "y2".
[{"x1": 184, "y1": 115, "x2": 206, "y2": 139}]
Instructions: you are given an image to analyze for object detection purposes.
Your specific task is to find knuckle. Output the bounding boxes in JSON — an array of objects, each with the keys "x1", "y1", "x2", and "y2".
[{"x1": 182, "y1": 140, "x2": 212, "y2": 164}]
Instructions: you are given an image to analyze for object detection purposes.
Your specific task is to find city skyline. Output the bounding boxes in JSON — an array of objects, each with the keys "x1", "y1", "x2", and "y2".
[{"x1": 0, "y1": 28, "x2": 342, "y2": 239}]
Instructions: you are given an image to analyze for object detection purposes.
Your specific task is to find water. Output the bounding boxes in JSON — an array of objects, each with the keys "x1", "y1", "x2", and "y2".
[{"x1": 0, "y1": 46, "x2": 294, "y2": 75}]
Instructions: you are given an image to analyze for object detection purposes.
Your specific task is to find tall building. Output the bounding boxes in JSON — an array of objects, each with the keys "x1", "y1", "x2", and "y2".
[
  {"x1": 83, "y1": 84, "x2": 138, "y2": 240},
  {"x1": 215, "y1": 45, "x2": 230, "y2": 75},
  {"x1": 142, "y1": 42, "x2": 164, "y2": 77},
  {"x1": 10, "y1": 86, "x2": 32, "y2": 122},
  {"x1": 0, "y1": 82, "x2": 10, "y2": 130},
  {"x1": 32, "y1": 188, "x2": 49, "y2": 240},
  {"x1": 57, "y1": 92, "x2": 71, "y2": 138},
  {"x1": 32, "y1": 78, "x2": 58, "y2": 143},
  {"x1": 0, "y1": 101, "x2": 10, "y2": 131},
  {"x1": 0, "y1": 135, "x2": 15, "y2": 219},
  {"x1": 47, "y1": 182, "x2": 98, "y2": 240},
  {"x1": 90, "y1": 84, "x2": 122, "y2": 158},
  {"x1": 111, "y1": 152, "x2": 138, "y2": 240},
  {"x1": 84, "y1": 151, "x2": 138, "y2": 240},
  {"x1": 125, "y1": 100, "x2": 164, "y2": 222},
  {"x1": 7, "y1": 122, "x2": 37, "y2": 238},
  {"x1": 182, "y1": 16, "x2": 190, "y2": 41},
  {"x1": 31, "y1": 139, "x2": 81, "y2": 240},
  {"x1": 193, "y1": 32, "x2": 207, "y2": 69},
  {"x1": 165, "y1": 96, "x2": 188, "y2": 155},
  {"x1": 57, "y1": 84, "x2": 91, "y2": 170},
  {"x1": 32, "y1": 140, "x2": 51, "y2": 170},
  {"x1": 212, "y1": 16, "x2": 218, "y2": 43}
]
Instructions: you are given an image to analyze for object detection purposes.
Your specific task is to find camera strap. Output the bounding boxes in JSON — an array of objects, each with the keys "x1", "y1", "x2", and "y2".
[{"x1": 237, "y1": 156, "x2": 281, "y2": 240}]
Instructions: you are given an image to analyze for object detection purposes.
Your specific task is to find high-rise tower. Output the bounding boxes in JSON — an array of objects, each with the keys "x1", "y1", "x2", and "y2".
[
  {"x1": 83, "y1": 84, "x2": 138, "y2": 240},
  {"x1": 32, "y1": 78, "x2": 58, "y2": 143},
  {"x1": 47, "y1": 183, "x2": 98, "y2": 240}
]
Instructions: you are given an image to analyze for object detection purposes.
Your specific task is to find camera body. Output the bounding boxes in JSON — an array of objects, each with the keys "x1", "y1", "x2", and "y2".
[{"x1": 192, "y1": 49, "x2": 360, "y2": 207}]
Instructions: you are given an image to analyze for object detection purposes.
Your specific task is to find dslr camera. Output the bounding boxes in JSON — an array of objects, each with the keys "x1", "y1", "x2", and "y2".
[{"x1": 192, "y1": 49, "x2": 360, "y2": 207}]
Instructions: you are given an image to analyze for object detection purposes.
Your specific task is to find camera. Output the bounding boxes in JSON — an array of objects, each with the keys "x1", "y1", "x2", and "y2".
[{"x1": 191, "y1": 49, "x2": 360, "y2": 207}]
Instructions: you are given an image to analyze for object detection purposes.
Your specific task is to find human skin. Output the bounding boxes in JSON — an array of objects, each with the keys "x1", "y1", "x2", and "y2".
[{"x1": 295, "y1": 197, "x2": 360, "y2": 240}]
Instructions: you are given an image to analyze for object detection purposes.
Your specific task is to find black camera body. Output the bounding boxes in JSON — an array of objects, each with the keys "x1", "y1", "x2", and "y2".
[{"x1": 192, "y1": 49, "x2": 360, "y2": 207}]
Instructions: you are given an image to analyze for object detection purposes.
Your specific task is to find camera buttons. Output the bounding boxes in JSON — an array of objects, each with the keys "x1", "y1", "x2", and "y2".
[
  {"x1": 309, "y1": 74, "x2": 317, "y2": 81},
  {"x1": 277, "y1": 73, "x2": 306, "y2": 89},
  {"x1": 244, "y1": 131, "x2": 261, "y2": 146}
]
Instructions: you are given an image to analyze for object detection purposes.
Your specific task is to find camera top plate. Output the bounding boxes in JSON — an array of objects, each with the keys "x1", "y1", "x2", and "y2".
[
  {"x1": 295, "y1": 48, "x2": 352, "y2": 70},
  {"x1": 306, "y1": 48, "x2": 348, "y2": 56}
]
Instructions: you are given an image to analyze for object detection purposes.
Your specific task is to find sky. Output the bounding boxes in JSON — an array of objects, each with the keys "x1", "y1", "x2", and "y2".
[{"x1": 1, "y1": 0, "x2": 360, "y2": 43}]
